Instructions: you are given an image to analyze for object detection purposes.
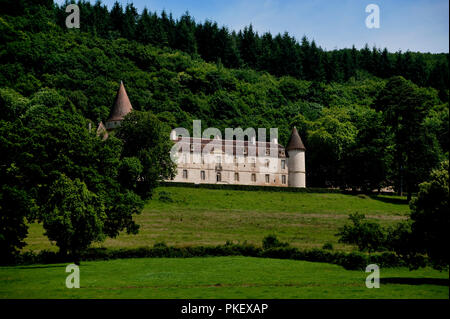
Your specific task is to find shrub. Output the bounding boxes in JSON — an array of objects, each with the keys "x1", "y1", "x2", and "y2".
[
  {"x1": 336, "y1": 212, "x2": 387, "y2": 253},
  {"x1": 158, "y1": 191, "x2": 174, "y2": 203},
  {"x1": 337, "y1": 251, "x2": 368, "y2": 270},
  {"x1": 322, "y1": 242, "x2": 334, "y2": 250},
  {"x1": 153, "y1": 242, "x2": 168, "y2": 248},
  {"x1": 262, "y1": 235, "x2": 289, "y2": 250},
  {"x1": 9, "y1": 239, "x2": 407, "y2": 270},
  {"x1": 160, "y1": 181, "x2": 342, "y2": 194}
]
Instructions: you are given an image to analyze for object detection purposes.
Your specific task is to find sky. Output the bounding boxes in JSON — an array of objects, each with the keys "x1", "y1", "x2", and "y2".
[{"x1": 57, "y1": 0, "x2": 449, "y2": 53}]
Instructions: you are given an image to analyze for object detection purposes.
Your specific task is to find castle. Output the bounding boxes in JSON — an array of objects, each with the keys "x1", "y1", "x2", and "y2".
[{"x1": 98, "y1": 82, "x2": 306, "y2": 188}]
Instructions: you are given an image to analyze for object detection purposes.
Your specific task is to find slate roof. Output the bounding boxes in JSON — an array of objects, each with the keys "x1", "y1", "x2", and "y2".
[
  {"x1": 106, "y1": 81, "x2": 133, "y2": 123},
  {"x1": 285, "y1": 127, "x2": 306, "y2": 151},
  {"x1": 173, "y1": 137, "x2": 286, "y2": 157}
]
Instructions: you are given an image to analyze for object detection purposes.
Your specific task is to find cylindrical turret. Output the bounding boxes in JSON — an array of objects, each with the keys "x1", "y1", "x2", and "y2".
[{"x1": 286, "y1": 127, "x2": 306, "y2": 188}]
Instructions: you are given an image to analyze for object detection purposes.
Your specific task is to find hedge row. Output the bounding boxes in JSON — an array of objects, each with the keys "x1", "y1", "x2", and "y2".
[
  {"x1": 10, "y1": 243, "x2": 409, "y2": 270},
  {"x1": 159, "y1": 181, "x2": 343, "y2": 194}
]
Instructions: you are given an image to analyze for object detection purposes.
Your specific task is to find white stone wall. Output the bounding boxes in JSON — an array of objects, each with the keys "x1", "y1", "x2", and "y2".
[
  {"x1": 287, "y1": 150, "x2": 306, "y2": 188},
  {"x1": 168, "y1": 151, "x2": 289, "y2": 187}
]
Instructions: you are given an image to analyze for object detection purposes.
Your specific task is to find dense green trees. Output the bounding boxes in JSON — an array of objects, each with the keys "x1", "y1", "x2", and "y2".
[
  {"x1": 0, "y1": 0, "x2": 448, "y2": 266},
  {"x1": 0, "y1": 87, "x2": 174, "y2": 262},
  {"x1": 1, "y1": 2, "x2": 448, "y2": 191},
  {"x1": 42, "y1": 174, "x2": 106, "y2": 264},
  {"x1": 38, "y1": 1, "x2": 449, "y2": 100},
  {"x1": 337, "y1": 161, "x2": 449, "y2": 270},
  {"x1": 374, "y1": 76, "x2": 443, "y2": 199},
  {"x1": 116, "y1": 111, "x2": 177, "y2": 199},
  {"x1": 408, "y1": 161, "x2": 449, "y2": 269}
]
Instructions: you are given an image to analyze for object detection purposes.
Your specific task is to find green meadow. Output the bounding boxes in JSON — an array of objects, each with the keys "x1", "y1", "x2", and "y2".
[
  {"x1": 6, "y1": 186, "x2": 447, "y2": 299},
  {"x1": 24, "y1": 186, "x2": 409, "y2": 252},
  {"x1": 0, "y1": 257, "x2": 447, "y2": 299}
]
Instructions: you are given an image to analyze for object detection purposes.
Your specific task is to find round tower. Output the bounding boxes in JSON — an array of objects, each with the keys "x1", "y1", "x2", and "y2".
[{"x1": 286, "y1": 127, "x2": 306, "y2": 188}]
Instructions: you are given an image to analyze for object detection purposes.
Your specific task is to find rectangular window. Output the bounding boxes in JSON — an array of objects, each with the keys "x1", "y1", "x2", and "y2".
[
  {"x1": 265, "y1": 174, "x2": 270, "y2": 183},
  {"x1": 251, "y1": 174, "x2": 256, "y2": 182},
  {"x1": 183, "y1": 170, "x2": 188, "y2": 179},
  {"x1": 234, "y1": 172, "x2": 239, "y2": 181},
  {"x1": 201, "y1": 171, "x2": 205, "y2": 180},
  {"x1": 281, "y1": 160, "x2": 286, "y2": 169},
  {"x1": 282, "y1": 175, "x2": 286, "y2": 184},
  {"x1": 265, "y1": 159, "x2": 270, "y2": 167}
]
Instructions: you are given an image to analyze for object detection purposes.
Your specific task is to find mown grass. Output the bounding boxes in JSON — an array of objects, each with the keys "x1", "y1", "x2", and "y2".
[
  {"x1": 24, "y1": 186, "x2": 410, "y2": 252},
  {"x1": 0, "y1": 256, "x2": 447, "y2": 299}
]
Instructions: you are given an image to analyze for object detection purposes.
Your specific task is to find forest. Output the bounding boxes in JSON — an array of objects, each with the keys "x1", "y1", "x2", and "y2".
[{"x1": 0, "y1": 0, "x2": 448, "y2": 194}]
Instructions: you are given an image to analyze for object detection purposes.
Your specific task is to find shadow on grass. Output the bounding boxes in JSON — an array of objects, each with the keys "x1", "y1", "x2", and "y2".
[
  {"x1": 0, "y1": 264, "x2": 67, "y2": 270},
  {"x1": 369, "y1": 195, "x2": 409, "y2": 206},
  {"x1": 382, "y1": 277, "x2": 449, "y2": 286}
]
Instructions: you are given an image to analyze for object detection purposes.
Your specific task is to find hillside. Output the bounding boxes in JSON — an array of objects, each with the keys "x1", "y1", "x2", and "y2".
[
  {"x1": 1, "y1": 3, "x2": 448, "y2": 191},
  {"x1": 24, "y1": 186, "x2": 410, "y2": 252}
]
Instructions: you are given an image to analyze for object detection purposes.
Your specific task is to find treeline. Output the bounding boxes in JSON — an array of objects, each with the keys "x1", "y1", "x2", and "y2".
[
  {"x1": 1, "y1": 1, "x2": 448, "y2": 196},
  {"x1": 2, "y1": 0, "x2": 449, "y2": 101}
]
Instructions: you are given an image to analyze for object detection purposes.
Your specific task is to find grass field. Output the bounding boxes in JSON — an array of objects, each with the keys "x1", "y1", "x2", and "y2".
[
  {"x1": 7, "y1": 187, "x2": 448, "y2": 299},
  {"x1": 24, "y1": 186, "x2": 410, "y2": 252},
  {"x1": 0, "y1": 257, "x2": 447, "y2": 299}
]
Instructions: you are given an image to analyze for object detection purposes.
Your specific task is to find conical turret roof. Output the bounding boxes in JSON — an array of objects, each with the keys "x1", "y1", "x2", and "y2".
[
  {"x1": 286, "y1": 127, "x2": 306, "y2": 151},
  {"x1": 106, "y1": 81, "x2": 133, "y2": 122}
]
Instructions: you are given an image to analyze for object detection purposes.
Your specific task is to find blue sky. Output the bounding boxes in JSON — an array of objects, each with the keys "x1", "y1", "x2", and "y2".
[{"x1": 57, "y1": 0, "x2": 449, "y2": 53}]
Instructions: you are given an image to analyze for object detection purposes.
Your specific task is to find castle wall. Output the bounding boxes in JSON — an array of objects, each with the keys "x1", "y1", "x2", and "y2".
[{"x1": 167, "y1": 151, "x2": 289, "y2": 187}]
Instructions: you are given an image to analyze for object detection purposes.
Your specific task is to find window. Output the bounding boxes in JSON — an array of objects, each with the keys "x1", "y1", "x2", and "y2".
[
  {"x1": 234, "y1": 172, "x2": 239, "y2": 181},
  {"x1": 216, "y1": 172, "x2": 221, "y2": 182},
  {"x1": 251, "y1": 174, "x2": 256, "y2": 182},
  {"x1": 265, "y1": 174, "x2": 270, "y2": 183},
  {"x1": 266, "y1": 148, "x2": 270, "y2": 155},
  {"x1": 282, "y1": 175, "x2": 286, "y2": 184},
  {"x1": 251, "y1": 158, "x2": 256, "y2": 167},
  {"x1": 183, "y1": 170, "x2": 188, "y2": 179},
  {"x1": 201, "y1": 171, "x2": 205, "y2": 180},
  {"x1": 265, "y1": 159, "x2": 270, "y2": 168},
  {"x1": 281, "y1": 160, "x2": 286, "y2": 169}
]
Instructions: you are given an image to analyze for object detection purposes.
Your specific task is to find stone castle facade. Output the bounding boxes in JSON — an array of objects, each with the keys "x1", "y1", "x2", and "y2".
[{"x1": 98, "y1": 82, "x2": 306, "y2": 188}]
